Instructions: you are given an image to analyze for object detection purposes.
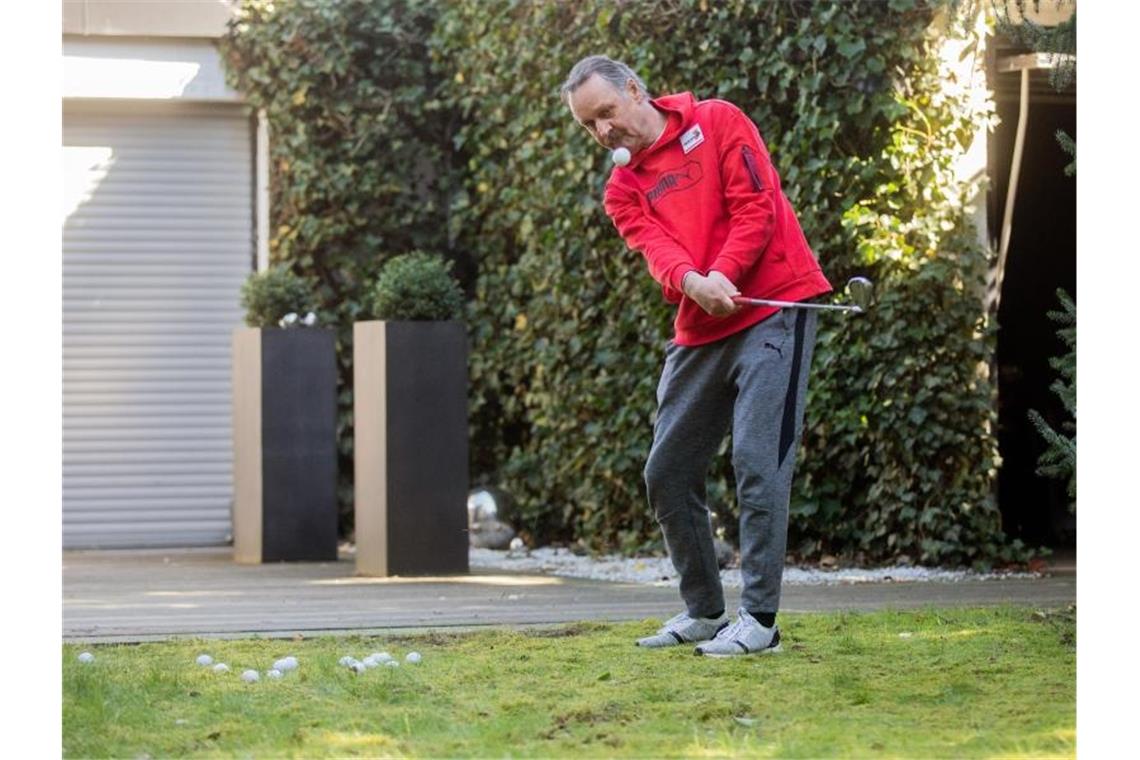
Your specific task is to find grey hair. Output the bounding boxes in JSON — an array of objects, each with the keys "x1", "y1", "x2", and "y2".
[{"x1": 560, "y1": 55, "x2": 650, "y2": 106}]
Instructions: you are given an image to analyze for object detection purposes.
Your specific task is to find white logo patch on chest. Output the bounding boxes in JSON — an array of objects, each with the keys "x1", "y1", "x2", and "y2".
[{"x1": 680, "y1": 124, "x2": 705, "y2": 154}]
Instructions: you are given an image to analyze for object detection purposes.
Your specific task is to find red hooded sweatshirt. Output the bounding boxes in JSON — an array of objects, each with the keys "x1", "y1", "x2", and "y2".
[{"x1": 604, "y1": 92, "x2": 832, "y2": 346}]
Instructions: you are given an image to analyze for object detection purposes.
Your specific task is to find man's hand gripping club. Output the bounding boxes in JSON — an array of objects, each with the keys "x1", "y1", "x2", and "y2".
[{"x1": 681, "y1": 270, "x2": 742, "y2": 318}]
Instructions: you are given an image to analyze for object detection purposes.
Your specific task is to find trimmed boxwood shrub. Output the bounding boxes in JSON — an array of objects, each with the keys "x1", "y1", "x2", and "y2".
[
  {"x1": 370, "y1": 252, "x2": 464, "y2": 321},
  {"x1": 240, "y1": 266, "x2": 316, "y2": 328}
]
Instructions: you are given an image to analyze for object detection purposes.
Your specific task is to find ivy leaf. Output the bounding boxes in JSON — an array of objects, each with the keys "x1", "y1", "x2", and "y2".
[
  {"x1": 596, "y1": 6, "x2": 614, "y2": 33},
  {"x1": 837, "y1": 39, "x2": 866, "y2": 59}
]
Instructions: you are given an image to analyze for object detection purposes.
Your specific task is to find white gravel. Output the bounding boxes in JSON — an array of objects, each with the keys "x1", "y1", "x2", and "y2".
[{"x1": 470, "y1": 546, "x2": 1040, "y2": 586}]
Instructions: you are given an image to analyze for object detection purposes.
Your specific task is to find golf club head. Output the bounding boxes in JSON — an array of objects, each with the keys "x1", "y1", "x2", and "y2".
[{"x1": 846, "y1": 276, "x2": 874, "y2": 312}]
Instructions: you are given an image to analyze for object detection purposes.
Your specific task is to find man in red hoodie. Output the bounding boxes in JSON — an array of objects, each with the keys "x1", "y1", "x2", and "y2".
[{"x1": 562, "y1": 55, "x2": 832, "y2": 657}]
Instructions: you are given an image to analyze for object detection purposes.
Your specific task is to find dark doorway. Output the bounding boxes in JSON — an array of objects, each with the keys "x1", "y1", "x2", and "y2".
[{"x1": 988, "y1": 56, "x2": 1076, "y2": 550}]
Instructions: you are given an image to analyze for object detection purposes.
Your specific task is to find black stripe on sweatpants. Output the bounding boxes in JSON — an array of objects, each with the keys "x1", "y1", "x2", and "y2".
[{"x1": 778, "y1": 309, "x2": 808, "y2": 469}]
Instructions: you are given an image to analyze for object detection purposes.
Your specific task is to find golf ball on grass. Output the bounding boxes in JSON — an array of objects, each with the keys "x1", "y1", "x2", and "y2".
[
  {"x1": 213, "y1": 663, "x2": 230, "y2": 673},
  {"x1": 273, "y1": 656, "x2": 299, "y2": 672},
  {"x1": 612, "y1": 147, "x2": 631, "y2": 166},
  {"x1": 267, "y1": 669, "x2": 283, "y2": 679},
  {"x1": 385, "y1": 660, "x2": 399, "y2": 669},
  {"x1": 241, "y1": 669, "x2": 260, "y2": 683},
  {"x1": 196, "y1": 654, "x2": 214, "y2": 666},
  {"x1": 350, "y1": 661, "x2": 367, "y2": 674},
  {"x1": 77, "y1": 652, "x2": 95, "y2": 664},
  {"x1": 405, "y1": 652, "x2": 422, "y2": 664}
]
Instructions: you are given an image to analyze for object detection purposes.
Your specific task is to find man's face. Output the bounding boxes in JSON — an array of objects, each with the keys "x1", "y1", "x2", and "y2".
[{"x1": 568, "y1": 74, "x2": 649, "y2": 153}]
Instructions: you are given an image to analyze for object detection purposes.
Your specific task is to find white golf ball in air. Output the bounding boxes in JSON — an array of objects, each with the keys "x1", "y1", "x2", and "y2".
[
  {"x1": 196, "y1": 654, "x2": 213, "y2": 666},
  {"x1": 241, "y1": 669, "x2": 260, "y2": 683},
  {"x1": 612, "y1": 147, "x2": 631, "y2": 166},
  {"x1": 77, "y1": 652, "x2": 95, "y2": 664},
  {"x1": 213, "y1": 663, "x2": 230, "y2": 673},
  {"x1": 267, "y1": 669, "x2": 283, "y2": 679},
  {"x1": 405, "y1": 652, "x2": 422, "y2": 664}
]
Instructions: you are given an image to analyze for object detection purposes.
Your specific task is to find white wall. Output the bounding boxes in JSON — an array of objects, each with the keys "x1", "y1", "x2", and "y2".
[{"x1": 63, "y1": 0, "x2": 235, "y2": 38}]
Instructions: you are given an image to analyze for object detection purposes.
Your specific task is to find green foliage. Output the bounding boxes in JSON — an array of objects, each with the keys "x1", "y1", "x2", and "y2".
[
  {"x1": 239, "y1": 266, "x2": 315, "y2": 327},
  {"x1": 435, "y1": 0, "x2": 1020, "y2": 565},
  {"x1": 221, "y1": 0, "x2": 460, "y2": 533},
  {"x1": 1056, "y1": 129, "x2": 1076, "y2": 176},
  {"x1": 223, "y1": 0, "x2": 1026, "y2": 564},
  {"x1": 370, "y1": 252, "x2": 464, "y2": 321},
  {"x1": 1027, "y1": 290, "x2": 1075, "y2": 509},
  {"x1": 790, "y1": 4, "x2": 1015, "y2": 568}
]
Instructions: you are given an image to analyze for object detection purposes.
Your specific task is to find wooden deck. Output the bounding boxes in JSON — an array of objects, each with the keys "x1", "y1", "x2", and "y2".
[{"x1": 63, "y1": 547, "x2": 1076, "y2": 643}]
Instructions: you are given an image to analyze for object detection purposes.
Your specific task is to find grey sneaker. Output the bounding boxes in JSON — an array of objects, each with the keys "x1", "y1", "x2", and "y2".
[
  {"x1": 636, "y1": 611, "x2": 729, "y2": 648},
  {"x1": 694, "y1": 608, "x2": 782, "y2": 657}
]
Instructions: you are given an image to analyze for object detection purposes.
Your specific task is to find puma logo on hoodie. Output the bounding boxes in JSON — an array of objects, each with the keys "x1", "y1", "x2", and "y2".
[{"x1": 646, "y1": 161, "x2": 704, "y2": 205}]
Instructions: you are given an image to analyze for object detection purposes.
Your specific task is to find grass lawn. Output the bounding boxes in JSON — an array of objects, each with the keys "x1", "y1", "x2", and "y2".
[{"x1": 63, "y1": 605, "x2": 1075, "y2": 758}]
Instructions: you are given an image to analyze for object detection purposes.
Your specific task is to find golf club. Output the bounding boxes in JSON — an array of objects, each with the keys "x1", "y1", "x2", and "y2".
[{"x1": 732, "y1": 276, "x2": 874, "y2": 314}]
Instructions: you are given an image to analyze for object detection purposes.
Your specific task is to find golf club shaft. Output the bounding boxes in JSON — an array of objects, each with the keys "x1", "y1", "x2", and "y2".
[{"x1": 732, "y1": 296, "x2": 863, "y2": 313}]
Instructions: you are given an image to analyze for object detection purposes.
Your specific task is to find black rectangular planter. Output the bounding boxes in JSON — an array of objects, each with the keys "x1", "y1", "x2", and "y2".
[
  {"x1": 354, "y1": 320, "x2": 469, "y2": 576},
  {"x1": 232, "y1": 327, "x2": 338, "y2": 563}
]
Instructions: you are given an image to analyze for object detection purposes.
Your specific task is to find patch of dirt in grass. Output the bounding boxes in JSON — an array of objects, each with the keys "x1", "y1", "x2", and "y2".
[
  {"x1": 695, "y1": 701, "x2": 754, "y2": 722},
  {"x1": 523, "y1": 622, "x2": 600, "y2": 638},
  {"x1": 539, "y1": 702, "x2": 629, "y2": 740},
  {"x1": 382, "y1": 631, "x2": 471, "y2": 647}
]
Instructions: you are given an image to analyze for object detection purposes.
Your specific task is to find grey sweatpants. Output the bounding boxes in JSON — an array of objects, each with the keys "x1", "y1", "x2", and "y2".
[{"x1": 644, "y1": 309, "x2": 818, "y2": 618}]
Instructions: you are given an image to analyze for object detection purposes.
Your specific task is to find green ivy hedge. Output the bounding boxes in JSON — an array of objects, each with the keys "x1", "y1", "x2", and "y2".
[
  {"x1": 223, "y1": 0, "x2": 1027, "y2": 566},
  {"x1": 436, "y1": 0, "x2": 1022, "y2": 566}
]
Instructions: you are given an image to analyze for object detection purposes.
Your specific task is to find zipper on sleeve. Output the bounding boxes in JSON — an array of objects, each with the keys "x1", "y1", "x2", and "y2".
[{"x1": 741, "y1": 145, "x2": 764, "y2": 192}]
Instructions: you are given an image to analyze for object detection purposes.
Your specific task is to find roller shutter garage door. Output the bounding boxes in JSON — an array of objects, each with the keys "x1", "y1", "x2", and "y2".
[{"x1": 63, "y1": 100, "x2": 254, "y2": 548}]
